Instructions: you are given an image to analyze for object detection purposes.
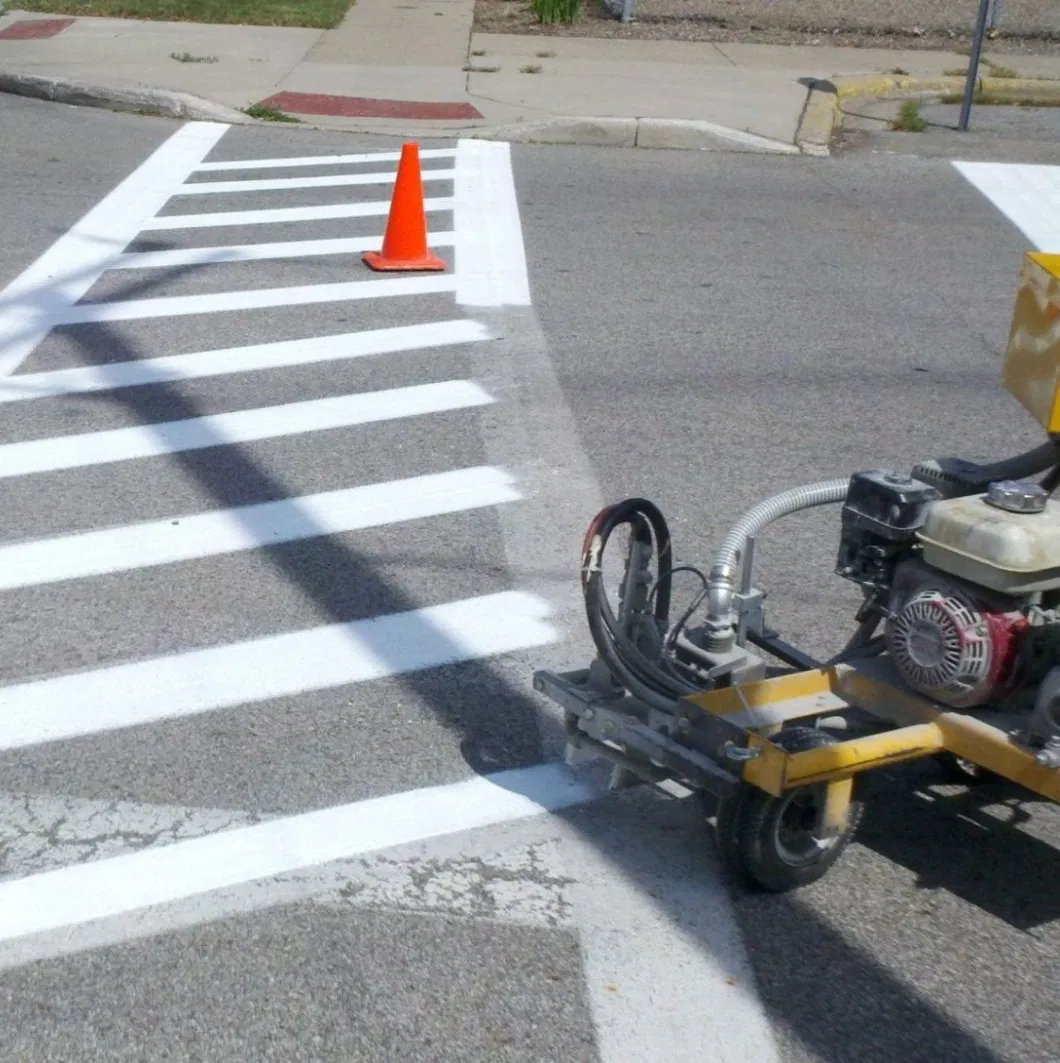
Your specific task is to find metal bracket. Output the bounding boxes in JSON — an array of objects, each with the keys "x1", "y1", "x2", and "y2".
[{"x1": 533, "y1": 668, "x2": 741, "y2": 797}]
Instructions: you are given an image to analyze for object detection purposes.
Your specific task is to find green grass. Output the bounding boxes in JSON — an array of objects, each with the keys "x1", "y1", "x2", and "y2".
[
  {"x1": 891, "y1": 99, "x2": 927, "y2": 132},
  {"x1": 530, "y1": 0, "x2": 579, "y2": 24},
  {"x1": 243, "y1": 103, "x2": 300, "y2": 121},
  {"x1": 947, "y1": 58, "x2": 1024, "y2": 79},
  {"x1": 940, "y1": 90, "x2": 1060, "y2": 107},
  {"x1": 14, "y1": 0, "x2": 351, "y2": 28}
]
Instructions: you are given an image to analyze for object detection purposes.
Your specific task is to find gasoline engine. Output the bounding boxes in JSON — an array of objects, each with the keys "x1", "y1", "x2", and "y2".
[
  {"x1": 838, "y1": 465, "x2": 1060, "y2": 749},
  {"x1": 532, "y1": 249, "x2": 1060, "y2": 893}
]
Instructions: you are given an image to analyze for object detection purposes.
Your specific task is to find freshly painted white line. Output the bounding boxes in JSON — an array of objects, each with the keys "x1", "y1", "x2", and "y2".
[
  {"x1": 0, "y1": 320, "x2": 489, "y2": 405},
  {"x1": 454, "y1": 140, "x2": 531, "y2": 308},
  {"x1": 0, "y1": 380, "x2": 493, "y2": 479},
  {"x1": 0, "y1": 763, "x2": 596, "y2": 944},
  {"x1": 0, "y1": 122, "x2": 229, "y2": 378},
  {"x1": 953, "y1": 162, "x2": 1060, "y2": 250},
  {"x1": 51, "y1": 275, "x2": 457, "y2": 326},
  {"x1": 454, "y1": 138, "x2": 780, "y2": 1063},
  {"x1": 195, "y1": 148, "x2": 457, "y2": 172},
  {"x1": 0, "y1": 590, "x2": 557, "y2": 751},
  {"x1": 112, "y1": 232, "x2": 457, "y2": 270},
  {"x1": 562, "y1": 807, "x2": 784, "y2": 1063},
  {"x1": 0, "y1": 466, "x2": 520, "y2": 590},
  {"x1": 142, "y1": 197, "x2": 454, "y2": 231},
  {"x1": 177, "y1": 168, "x2": 456, "y2": 195}
]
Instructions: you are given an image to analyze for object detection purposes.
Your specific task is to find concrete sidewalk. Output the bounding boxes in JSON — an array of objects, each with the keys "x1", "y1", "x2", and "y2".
[{"x1": 2, "y1": 3, "x2": 1060, "y2": 150}]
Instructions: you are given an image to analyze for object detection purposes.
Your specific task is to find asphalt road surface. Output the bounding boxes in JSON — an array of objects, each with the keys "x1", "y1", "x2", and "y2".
[{"x1": 0, "y1": 92, "x2": 1056, "y2": 1063}]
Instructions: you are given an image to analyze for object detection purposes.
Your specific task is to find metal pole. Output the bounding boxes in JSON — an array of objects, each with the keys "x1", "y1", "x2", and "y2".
[{"x1": 959, "y1": 0, "x2": 993, "y2": 131}]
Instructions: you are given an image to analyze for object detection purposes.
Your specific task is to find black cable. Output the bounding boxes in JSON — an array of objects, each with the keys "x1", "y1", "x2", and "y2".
[
  {"x1": 1041, "y1": 464, "x2": 1060, "y2": 495},
  {"x1": 579, "y1": 499, "x2": 703, "y2": 710}
]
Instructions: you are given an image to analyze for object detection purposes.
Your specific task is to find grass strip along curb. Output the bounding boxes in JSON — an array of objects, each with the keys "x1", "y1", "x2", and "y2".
[
  {"x1": 796, "y1": 73, "x2": 1060, "y2": 155},
  {"x1": 9, "y1": 0, "x2": 350, "y2": 28}
]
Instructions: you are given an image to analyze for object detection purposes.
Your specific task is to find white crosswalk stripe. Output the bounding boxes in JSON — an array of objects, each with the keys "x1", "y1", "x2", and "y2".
[
  {"x1": 954, "y1": 161, "x2": 1060, "y2": 250},
  {"x1": 175, "y1": 168, "x2": 456, "y2": 195},
  {"x1": 0, "y1": 129, "x2": 562, "y2": 920},
  {"x1": 0, "y1": 320, "x2": 488, "y2": 403},
  {"x1": 0, "y1": 591, "x2": 556, "y2": 751},
  {"x1": 0, "y1": 381, "x2": 494, "y2": 477},
  {"x1": 0, "y1": 124, "x2": 782, "y2": 1063},
  {"x1": 142, "y1": 197, "x2": 455, "y2": 230},
  {"x1": 112, "y1": 232, "x2": 457, "y2": 270},
  {"x1": 0, "y1": 466, "x2": 520, "y2": 590}
]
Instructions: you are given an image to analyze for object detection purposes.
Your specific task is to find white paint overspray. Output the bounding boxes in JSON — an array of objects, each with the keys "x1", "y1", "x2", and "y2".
[{"x1": 452, "y1": 138, "x2": 782, "y2": 1063}]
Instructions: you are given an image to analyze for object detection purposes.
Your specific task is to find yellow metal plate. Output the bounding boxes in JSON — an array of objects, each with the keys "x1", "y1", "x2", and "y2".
[
  {"x1": 1003, "y1": 251, "x2": 1060, "y2": 434},
  {"x1": 687, "y1": 660, "x2": 1060, "y2": 803}
]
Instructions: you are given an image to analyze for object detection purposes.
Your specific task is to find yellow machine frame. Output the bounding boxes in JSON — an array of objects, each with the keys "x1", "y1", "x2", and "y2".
[
  {"x1": 535, "y1": 249, "x2": 1060, "y2": 892},
  {"x1": 682, "y1": 658, "x2": 1060, "y2": 837}
]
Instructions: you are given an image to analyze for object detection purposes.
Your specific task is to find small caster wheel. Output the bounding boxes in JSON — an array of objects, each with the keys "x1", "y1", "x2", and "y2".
[{"x1": 713, "y1": 726, "x2": 864, "y2": 893}]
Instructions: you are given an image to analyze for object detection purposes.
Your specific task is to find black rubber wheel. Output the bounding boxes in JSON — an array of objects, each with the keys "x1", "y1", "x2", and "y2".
[{"x1": 713, "y1": 726, "x2": 864, "y2": 893}]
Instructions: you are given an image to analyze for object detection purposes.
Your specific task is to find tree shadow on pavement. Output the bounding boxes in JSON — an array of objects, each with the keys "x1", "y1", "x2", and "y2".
[
  {"x1": 47, "y1": 263, "x2": 557, "y2": 779},
  {"x1": 557, "y1": 788, "x2": 1010, "y2": 1063},
  {"x1": 852, "y1": 767, "x2": 1060, "y2": 931}
]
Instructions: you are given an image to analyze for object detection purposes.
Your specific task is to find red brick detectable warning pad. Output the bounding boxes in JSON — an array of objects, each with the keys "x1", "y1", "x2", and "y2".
[
  {"x1": 0, "y1": 18, "x2": 76, "y2": 40},
  {"x1": 256, "y1": 91, "x2": 483, "y2": 121}
]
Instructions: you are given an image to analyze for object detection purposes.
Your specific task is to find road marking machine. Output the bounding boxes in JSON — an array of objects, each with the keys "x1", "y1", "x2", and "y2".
[{"x1": 533, "y1": 251, "x2": 1060, "y2": 892}]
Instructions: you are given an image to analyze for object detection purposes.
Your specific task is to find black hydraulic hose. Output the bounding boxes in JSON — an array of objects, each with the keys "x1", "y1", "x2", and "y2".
[
  {"x1": 581, "y1": 498, "x2": 672, "y2": 627},
  {"x1": 580, "y1": 499, "x2": 693, "y2": 711}
]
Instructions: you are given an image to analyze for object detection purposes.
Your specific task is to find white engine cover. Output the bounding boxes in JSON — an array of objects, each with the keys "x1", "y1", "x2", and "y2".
[{"x1": 917, "y1": 493, "x2": 1060, "y2": 594}]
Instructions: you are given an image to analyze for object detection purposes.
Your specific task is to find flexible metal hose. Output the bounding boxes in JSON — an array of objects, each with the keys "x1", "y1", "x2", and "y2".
[
  {"x1": 701, "y1": 479, "x2": 849, "y2": 647},
  {"x1": 713, "y1": 479, "x2": 851, "y2": 580},
  {"x1": 701, "y1": 440, "x2": 1060, "y2": 648}
]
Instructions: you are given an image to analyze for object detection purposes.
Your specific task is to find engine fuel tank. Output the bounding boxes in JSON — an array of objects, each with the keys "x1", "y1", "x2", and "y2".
[{"x1": 918, "y1": 486, "x2": 1060, "y2": 594}]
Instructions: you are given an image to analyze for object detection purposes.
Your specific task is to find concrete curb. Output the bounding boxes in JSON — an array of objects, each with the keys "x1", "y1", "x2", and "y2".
[
  {"x1": 795, "y1": 73, "x2": 1060, "y2": 155},
  {"x1": 461, "y1": 116, "x2": 799, "y2": 153},
  {"x1": 0, "y1": 71, "x2": 253, "y2": 124},
  {"x1": 0, "y1": 70, "x2": 801, "y2": 153}
]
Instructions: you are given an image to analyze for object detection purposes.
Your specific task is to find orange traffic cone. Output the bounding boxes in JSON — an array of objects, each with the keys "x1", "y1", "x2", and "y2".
[{"x1": 362, "y1": 142, "x2": 447, "y2": 272}]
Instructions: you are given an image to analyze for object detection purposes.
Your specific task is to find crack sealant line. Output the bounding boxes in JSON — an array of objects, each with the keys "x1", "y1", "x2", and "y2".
[{"x1": 0, "y1": 121, "x2": 230, "y2": 377}]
